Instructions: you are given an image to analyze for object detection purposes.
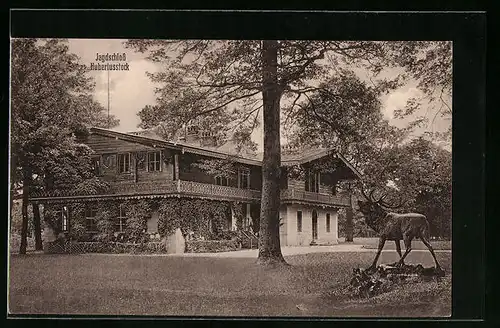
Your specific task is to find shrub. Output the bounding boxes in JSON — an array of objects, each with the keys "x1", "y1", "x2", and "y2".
[
  {"x1": 212, "y1": 230, "x2": 239, "y2": 241},
  {"x1": 69, "y1": 222, "x2": 87, "y2": 241},
  {"x1": 57, "y1": 241, "x2": 166, "y2": 254},
  {"x1": 186, "y1": 240, "x2": 241, "y2": 253}
]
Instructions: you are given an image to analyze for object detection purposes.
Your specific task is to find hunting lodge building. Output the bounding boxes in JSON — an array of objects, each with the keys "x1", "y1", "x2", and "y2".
[{"x1": 29, "y1": 126, "x2": 360, "y2": 247}]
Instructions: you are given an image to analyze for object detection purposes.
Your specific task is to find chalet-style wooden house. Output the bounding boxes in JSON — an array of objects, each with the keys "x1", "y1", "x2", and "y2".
[{"x1": 29, "y1": 127, "x2": 360, "y2": 247}]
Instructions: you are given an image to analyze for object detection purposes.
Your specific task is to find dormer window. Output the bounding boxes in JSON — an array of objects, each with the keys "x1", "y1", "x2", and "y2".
[{"x1": 187, "y1": 125, "x2": 199, "y2": 134}]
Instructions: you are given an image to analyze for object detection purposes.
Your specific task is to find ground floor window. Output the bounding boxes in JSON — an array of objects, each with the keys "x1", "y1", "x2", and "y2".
[
  {"x1": 297, "y1": 211, "x2": 302, "y2": 232},
  {"x1": 85, "y1": 207, "x2": 98, "y2": 232},
  {"x1": 62, "y1": 206, "x2": 69, "y2": 232},
  {"x1": 54, "y1": 206, "x2": 69, "y2": 232},
  {"x1": 115, "y1": 204, "x2": 127, "y2": 232},
  {"x1": 326, "y1": 213, "x2": 331, "y2": 233}
]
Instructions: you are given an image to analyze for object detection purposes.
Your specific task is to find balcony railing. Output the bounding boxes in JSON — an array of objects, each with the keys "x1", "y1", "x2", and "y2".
[
  {"x1": 177, "y1": 180, "x2": 261, "y2": 201},
  {"x1": 280, "y1": 189, "x2": 351, "y2": 207},
  {"x1": 30, "y1": 179, "x2": 350, "y2": 207}
]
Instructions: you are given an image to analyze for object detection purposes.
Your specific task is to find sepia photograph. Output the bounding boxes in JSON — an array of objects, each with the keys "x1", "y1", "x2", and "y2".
[{"x1": 9, "y1": 37, "x2": 453, "y2": 317}]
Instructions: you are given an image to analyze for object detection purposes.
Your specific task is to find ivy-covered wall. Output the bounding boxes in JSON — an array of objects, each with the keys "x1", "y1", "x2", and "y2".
[
  {"x1": 44, "y1": 197, "x2": 244, "y2": 242},
  {"x1": 158, "y1": 198, "x2": 234, "y2": 240}
]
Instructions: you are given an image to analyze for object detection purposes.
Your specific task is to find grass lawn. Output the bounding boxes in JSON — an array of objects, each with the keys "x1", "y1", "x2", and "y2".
[
  {"x1": 342, "y1": 237, "x2": 452, "y2": 251},
  {"x1": 8, "y1": 250, "x2": 451, "y2": 317}
]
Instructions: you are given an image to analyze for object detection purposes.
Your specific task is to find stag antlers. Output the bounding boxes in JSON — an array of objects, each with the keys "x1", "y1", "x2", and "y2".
[{"x1": 359, "y1": 186, "x2": 405, "y2": 210}]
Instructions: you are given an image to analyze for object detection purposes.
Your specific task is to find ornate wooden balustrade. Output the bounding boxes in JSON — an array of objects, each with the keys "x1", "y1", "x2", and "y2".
[
  {"x1": 30, "y1": 179, "x2": 350, "y2": 207},
  {"x1": 177, "y1": 180, "x2": 261, "y2": 201},
  {"x1": 280, "y1": 189, "x2": 351, "y2": 207}
]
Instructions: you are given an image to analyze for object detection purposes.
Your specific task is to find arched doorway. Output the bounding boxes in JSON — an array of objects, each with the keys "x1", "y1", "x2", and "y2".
[{"x1": 312, "y1": 210, "x2": 318, "y2": 240}]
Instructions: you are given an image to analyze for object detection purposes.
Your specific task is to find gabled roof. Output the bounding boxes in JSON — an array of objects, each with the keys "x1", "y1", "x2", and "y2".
[{"x1": 89, "y1": 127, "x2": 362, "y2": 178}]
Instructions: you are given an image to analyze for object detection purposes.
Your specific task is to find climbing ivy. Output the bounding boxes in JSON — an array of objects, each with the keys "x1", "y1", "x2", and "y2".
[
  {"x1": 68, "y1": 202, "x2": 86, "y2": 240},
  {"x1": 231, "y1": 202, "x2": 244, "y2": 231},
  {"x1": 122, "y1": 199, "x2": 152, "y2": 242},
  {"x1": 94, "y1": 208, "x2": 115, "y2": 242},
  {"x1": 158, "y1": 198, "x2": 231, "y2": 240}
]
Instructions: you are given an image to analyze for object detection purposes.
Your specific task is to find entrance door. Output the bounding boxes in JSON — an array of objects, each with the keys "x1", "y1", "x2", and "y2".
[{"x1": 312, "y1": 210, "x2": 318, "y2": 240}]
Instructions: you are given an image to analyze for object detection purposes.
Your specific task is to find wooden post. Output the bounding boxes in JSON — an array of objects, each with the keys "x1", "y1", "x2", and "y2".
[
  {"x1": 134, "y1": 152, "x2": 138, "y2": 183},
  {"x1": 345, "y1": 182, "x2": 354, "y2": 242},
  {"x1": 174, "y1": 153, "x2": 179, "y2": 180}
]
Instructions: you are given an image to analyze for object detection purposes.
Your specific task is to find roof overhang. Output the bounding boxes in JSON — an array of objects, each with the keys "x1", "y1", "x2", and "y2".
[
  {"x1": 90, "y1": 128, "x2": 361, "y2": 178},
  {"x1": 90, "y1": 127, "x2": 262, "y2": 166}
]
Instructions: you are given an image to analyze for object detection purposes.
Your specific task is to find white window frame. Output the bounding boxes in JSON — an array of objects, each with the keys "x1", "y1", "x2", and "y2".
[
  {"x1": 118, "y1": 153, "x2": 131, "y2": 173},
  {"x1": 116, "y1": 204, "x2": 127, "y2": 232},
  {"x1": 147, "y1": 151, "x2": 162, "y2": 172},
  {"x1": 61, "y1": 206, "x2": 69, "y2": 232}
]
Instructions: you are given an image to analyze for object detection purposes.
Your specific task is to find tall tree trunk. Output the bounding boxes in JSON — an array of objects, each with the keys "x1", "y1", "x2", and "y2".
[
  {"x1": 257, "y1": 40, "x2": 287, "y2": 266},
  {"x1": 345, "y1": 192, "x2": 354, "y2": 242},
  {"x1": 19, "y1": 180, "x2": 30, "y2": 255},
  {"x1": 33, "y1": 203, "x2": 43, "y2": 250}
]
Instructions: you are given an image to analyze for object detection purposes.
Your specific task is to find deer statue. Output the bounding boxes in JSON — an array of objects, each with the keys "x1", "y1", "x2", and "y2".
[{"x1": 357, "y1": 188, "x2": 442, "y2": 273}]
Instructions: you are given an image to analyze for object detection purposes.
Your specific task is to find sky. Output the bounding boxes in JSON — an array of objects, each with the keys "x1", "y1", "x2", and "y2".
[{"x1": 68, "y1": 39, "x2": 451, "y2": 151}]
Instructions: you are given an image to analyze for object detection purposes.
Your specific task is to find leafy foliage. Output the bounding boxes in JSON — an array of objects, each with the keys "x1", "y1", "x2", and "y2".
[
  {"x1": 186, "y1": 240, "x2": 241, "y2": 253},
  {"x1": 192, "y1": 158, "x2": 238, "y2": 180},
  {"x1": 289, "y1": 75, "x2": 451, "y2": 237},
  {"x1": 158, "y1": 198, "x2": 230, "y2": 240},
  {"x1": 10, "y1": 38, "x2": 120, "y2": 253},
  {"x1": 122, "y1": 199, "x2": 152, "y2": 242},
  {"x1": 95, "y1": 210, "x2": 115, "y2": 243}
]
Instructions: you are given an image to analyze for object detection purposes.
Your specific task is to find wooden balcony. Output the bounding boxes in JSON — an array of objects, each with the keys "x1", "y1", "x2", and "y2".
[
  {"x1": 280, "y1": 189, "x2": 351, "y2": 207},
  {"x1": 176, "y1": 180, "x2": 261, "y2": 201},
  {"x1": 30, "y1": 180, "x2": 350, "y2": 207}
]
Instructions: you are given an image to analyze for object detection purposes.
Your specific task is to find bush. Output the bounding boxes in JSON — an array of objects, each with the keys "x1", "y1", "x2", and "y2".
[
  {"x1": 212, "y1": 229, "x2": 239, "y2": 241},
  {"x1": 69, "y1": 222, "x2": 87, "y2": 241},
  {"x1": 53, "y1": 241, "x2": 166, "y2": 254},
  {"x1": 186, "y1": 240, "x2": 241, "y2": 253}
]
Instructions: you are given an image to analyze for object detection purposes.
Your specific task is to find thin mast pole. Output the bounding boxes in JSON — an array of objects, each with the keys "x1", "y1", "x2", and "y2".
[{"x1": 107, "y1": 69, "x2": 110, "y2": 128}]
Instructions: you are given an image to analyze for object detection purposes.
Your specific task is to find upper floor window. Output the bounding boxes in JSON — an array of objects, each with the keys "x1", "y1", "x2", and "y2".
[
  {"x1": 238, "y1": 168, "x2": 250, "y2": 189},
  {"x1": 215, "y1": 176, "x2": 229, "y2": 186},
  {"x1": 148, "y1": 151, "x2": 162, "y2": 172},
  {"x1": 118, "y1": 153, "x2": 130, "y2": 173},
  {"x1": 91, "y1": 157, "x2": 101, "y2": 176},
  {"x1": 305, "y1": 171, "x2": 320, "y2": 193}
]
